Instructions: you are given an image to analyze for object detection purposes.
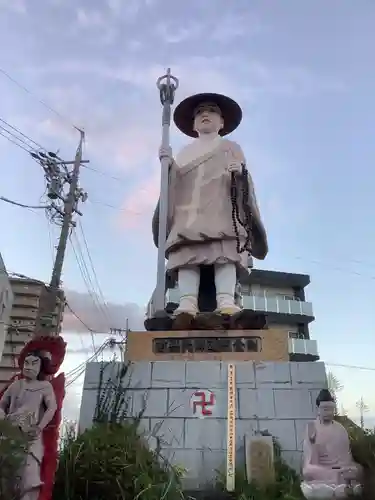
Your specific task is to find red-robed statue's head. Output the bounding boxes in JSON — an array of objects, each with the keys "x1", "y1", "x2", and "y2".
[{"x1": 17, "y1": 335, "x2": 66, "y2": 377}]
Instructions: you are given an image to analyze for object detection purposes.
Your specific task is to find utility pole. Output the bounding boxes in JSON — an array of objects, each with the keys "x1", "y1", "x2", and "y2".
[
  {"x1": 356, "y1": 396, "x2": 369, "y2": 430},
  {"x1": 110, "y1": 328, "x2": 128, "y2": 336},
  {"x1": 34, "y1": 130, "x2": 88, "y2": 337},
  {"x1": 50, "y1": 130, "x2": 84, "y2": 289},
  {"x1": 109, "y1": 324, "x2": 129, "y2": 362}
]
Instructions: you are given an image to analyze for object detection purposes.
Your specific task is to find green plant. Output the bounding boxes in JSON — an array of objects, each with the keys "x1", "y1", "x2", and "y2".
[
  {"x1": 337, "y1": 416, "x2": 375, "y2": 500},
  {"x1": 0, "y1": 418, "x2": 30, "y2": 500},
  {"x1": 214, "y1": 440, "x2": 304, "y2": 500},
  {"x1": 53, "y1": 360, "x2": 185, "y2": 500}
]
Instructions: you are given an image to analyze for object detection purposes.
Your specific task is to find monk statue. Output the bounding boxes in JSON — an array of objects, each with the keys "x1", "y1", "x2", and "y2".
[
  {"x1": 301, "y1": 389, "x2": 362, "y2": 499},
  {"x1": 0, "y1": 336, "x2": 66, "y2": 500},
  {"x1": 151, "y1": 92, "x2": 268, "y2": 328}
]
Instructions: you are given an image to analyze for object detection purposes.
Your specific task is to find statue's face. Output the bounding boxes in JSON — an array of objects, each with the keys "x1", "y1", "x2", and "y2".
[
  {"x1": 193, "y1": 103, "x2": 224, "y2": 135},
  {"x1": 318, "y1": 401, "x2": 335, "y2": 422},
  {"x1": 23, "y1": 354, "x2": 41, "y2": 380}
]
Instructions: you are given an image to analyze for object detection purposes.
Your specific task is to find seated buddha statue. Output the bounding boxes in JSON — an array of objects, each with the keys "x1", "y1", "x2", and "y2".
[{"x1": 301, "y1": 389, "x2": 362, "y2": 499}]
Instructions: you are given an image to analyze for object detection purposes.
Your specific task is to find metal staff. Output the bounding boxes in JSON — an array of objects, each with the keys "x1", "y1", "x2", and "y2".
[{"x1": 154, "y1": 68, "x2": 179, "y2": 313}]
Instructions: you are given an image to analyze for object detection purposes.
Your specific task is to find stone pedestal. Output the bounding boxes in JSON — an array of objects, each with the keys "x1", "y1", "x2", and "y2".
[
  {"x1": 125, "y1": 328, "x2": 289, "y2": 362},
  {"x1": 79, "y1": 356, "x2": 328, "y2": 489}
]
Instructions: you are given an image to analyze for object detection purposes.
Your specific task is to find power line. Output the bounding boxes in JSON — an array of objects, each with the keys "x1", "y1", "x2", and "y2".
[
  {"x1": 0, "y1": 66, "x2": 78, "y2": 130},
  {"x1": 77, "y1": 219, "x2": 111, "y2": 321},
  {"x1": 0, "y1": 129, "x2": 32, "y2": 153},
  {"x1": 64, "y1": 301, "x2": 98, "y2": 335},
  {"x1": 64, "y1": 300, "x2": 97, "y2": 354},
  {"x1": 0, "y1": 116, "x2": 141, "y2": 217},
  {"x1": 87, "y1": 199, "x2": 141, "y2": 214},
  {"x1": 81, "y1": 163, "x2": 130, "y2": 183},
  {"x1": 0, "y1": 196, "x2": 49, "y2": 210},
  {"x1": 0, "y1": 118, "x2": 49, "y2": 158},
  {"x1": 45, "y1": 211, "x2": 56, "y2": 264},
  {"x1": 65, "y1": 339, "x2": 110, "y2": 387},
  {"x1": 325, "y1": 362, "x2": 375, "y2": 372},
  {"x1": 69, "y1": 231, "x2": 110, "y2": 326},
  {"x1": 0, "y1": 116, "x2": 44, "y2": 151}
]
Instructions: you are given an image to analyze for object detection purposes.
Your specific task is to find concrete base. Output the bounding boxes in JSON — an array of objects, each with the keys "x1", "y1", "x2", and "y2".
[{"x1": 79, "y1": 360, "x2": 327, "y2": 489}]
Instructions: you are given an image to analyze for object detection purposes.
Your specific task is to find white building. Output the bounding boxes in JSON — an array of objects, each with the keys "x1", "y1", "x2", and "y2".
[{"x1": 0, "y1": 253, "x2": 14, "y2": 363}]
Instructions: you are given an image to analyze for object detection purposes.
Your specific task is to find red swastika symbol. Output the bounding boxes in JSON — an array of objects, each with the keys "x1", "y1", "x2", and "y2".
[{"x1": 192, "y1": 391, "x2": 215, "y2": 416}]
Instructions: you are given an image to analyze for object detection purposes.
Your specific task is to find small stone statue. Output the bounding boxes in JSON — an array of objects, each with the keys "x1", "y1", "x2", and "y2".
[
  {"x1": 301, "y1": 389, "x2": 362, "y2": 499},
  {"x1": 152, "y1": 92, "x2": 268, "y2": 326},
  {"x1": 0, "y1": 336, "x2": 66, "y2": 500}
]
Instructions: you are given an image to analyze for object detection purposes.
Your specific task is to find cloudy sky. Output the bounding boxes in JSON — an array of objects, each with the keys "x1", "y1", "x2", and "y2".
[{"x1": 0, "y1": 0, "x2": 374, "y2": 425}]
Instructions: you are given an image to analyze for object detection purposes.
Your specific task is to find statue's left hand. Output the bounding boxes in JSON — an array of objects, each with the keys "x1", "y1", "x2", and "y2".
[
  {"x1": 27, "y1": 425, "x2": 41, "y2": 439},
  {"x1": 227, "y1": 161, "x2": 242, "y2": 174}
]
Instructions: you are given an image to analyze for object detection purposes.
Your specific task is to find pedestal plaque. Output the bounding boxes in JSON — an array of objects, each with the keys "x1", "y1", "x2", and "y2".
[{"x1": 126, "y1": 328, "x2": 289, "y2": 362}]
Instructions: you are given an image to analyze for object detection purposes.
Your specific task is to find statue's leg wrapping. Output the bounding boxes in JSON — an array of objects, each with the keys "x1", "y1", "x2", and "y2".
[
  {"x1": 214, "y1": 263, "x2": 241, "y2": 315},
  {"x1": 173, "y1": 267, "x2": 200, "y2": 316},
  {"x1": 21, "y1": 489, "x2": 39, "y2": 500},
  {"x1": 20, "y1": 440, "x2": 42, "y2": 500}
]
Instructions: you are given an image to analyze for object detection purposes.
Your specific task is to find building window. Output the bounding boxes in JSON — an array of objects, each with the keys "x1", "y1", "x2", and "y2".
[
  {"x1": 288, "y1": 331, "x2": 305, "y2": 340},
  {"x1": 282, "y1": 294, "x2": 300, "y2": 301}
]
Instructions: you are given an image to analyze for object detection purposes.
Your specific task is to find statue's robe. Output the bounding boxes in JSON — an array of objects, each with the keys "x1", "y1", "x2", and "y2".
[{"x1": 152, "y1": 137, "x2": 268, "y2": 311}]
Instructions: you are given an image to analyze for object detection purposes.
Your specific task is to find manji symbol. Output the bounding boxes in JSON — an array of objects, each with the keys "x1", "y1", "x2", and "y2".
[{"x1": 191, "y1": 390, "x2": 216, "y2": 417}]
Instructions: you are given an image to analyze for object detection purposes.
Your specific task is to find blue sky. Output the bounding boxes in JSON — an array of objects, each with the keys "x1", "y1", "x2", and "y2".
[{"x1": 0, "y1": 0, "x2": 374, "y2": 423}]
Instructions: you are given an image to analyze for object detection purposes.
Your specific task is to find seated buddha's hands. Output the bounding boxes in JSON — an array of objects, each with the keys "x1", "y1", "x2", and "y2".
[
  {"x1": 159, "y1": 146, "x2": 174, "y2": 166},
  {"x1": 339, "y1": 466, "x2": 358, "y2": 482}
]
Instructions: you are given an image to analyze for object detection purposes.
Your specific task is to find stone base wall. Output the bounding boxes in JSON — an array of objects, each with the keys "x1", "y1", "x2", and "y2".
[{"x1": 79, "y1": 360, "x2": 327, "y2": 489}]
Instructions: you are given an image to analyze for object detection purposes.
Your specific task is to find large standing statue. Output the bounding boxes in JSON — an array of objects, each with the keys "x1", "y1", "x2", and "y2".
[
  {"x1": 152, "y1": 93, "x2": 268, "y2": 327},
  {"x1": 301, "y1": 389, "x2": 362, "y2": 499},
  {"x1": 0, "y1": 336, "x2": 66, "y2": 500}
]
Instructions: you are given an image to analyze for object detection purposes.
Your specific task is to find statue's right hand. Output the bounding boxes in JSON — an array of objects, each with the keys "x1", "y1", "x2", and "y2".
[{"x1": 159, "y1": 146, "x2": 174, "y2": 165}]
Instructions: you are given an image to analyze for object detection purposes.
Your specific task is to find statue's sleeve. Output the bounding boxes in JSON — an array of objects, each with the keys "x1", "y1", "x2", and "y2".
[
  {"x1": 39, "y1": 373, "x2": 65, "y2": 500},
  {"x1": 227, "y1": 141, "x2": 268, "y2": 260},
  {"x1": 152, "y1": 164, "x2": 176, "y2": 248}
]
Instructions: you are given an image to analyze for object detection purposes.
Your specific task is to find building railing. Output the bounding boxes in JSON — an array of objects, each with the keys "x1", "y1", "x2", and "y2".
[
  {"x1": 288, "y1": 338, "x2": 318, "y2": 357},
  {"x1": 12, "y1": 295, "x2": 39, "y2": 308},
  {"x1": 167, "y1": 289, "x2": 313, "y2": 317},
  {"x1": 242, "y1": 294, "x2": 314, "y2": 317}
]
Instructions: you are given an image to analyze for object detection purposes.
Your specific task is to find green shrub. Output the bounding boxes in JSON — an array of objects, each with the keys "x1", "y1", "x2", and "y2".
[
  {"x1": 53, "y1": 420, "x2": 184, "y2": 500},
  {"x1": 0, "y1": 418, "x2": 30, "y2": 500},
  {"x1": 53, "y1": 360, "x2": 184, "y2": 500},
  {"x1": 337, "y1": 417, "x2": 375, "y2": 500}
]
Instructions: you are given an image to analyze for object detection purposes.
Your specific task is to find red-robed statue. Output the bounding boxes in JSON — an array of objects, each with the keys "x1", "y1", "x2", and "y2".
[{"x1": 0, "y1": 335, "x2": 66, "y2": 500}]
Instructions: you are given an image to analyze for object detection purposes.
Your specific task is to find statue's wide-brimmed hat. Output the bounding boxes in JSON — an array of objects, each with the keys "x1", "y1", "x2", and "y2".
[{"x1": 173, "y1": 92, "x2": 242, "y2": 138}]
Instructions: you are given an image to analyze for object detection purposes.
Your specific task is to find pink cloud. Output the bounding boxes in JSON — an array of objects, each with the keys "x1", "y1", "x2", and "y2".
[
  {"x1": 119, "y1": 167, "x2": 160, "y2": 229},
  {"x1": 111, "y1": 127, "x2": 160, "y2": 170}
]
